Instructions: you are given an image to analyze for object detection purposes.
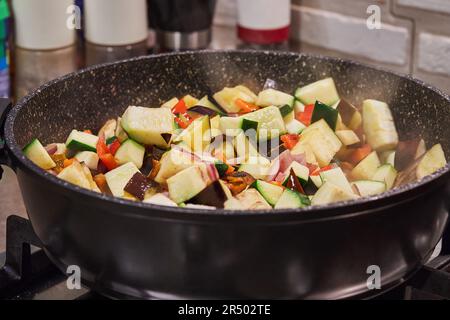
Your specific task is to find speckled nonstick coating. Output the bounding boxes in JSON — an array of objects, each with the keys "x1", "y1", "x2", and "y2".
[{"x1": 1, "y1": 50, "x2": 450, "y2": 299}]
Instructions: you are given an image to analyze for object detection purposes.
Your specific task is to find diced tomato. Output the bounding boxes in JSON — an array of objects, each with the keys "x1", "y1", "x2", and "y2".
[
  {"x1": 235, "y1": 98, "x2": 259, "y2": 113},
  {"x1": 97, "y1": 135, "x2": 118, "y2": 171},
  {"x1": 171, "y1": 99, "x2": 187, "y2": 114},
  {"x1": 280, "y1": 134, "x2": 300, "y2": 150},
  {"x1": 83, "y1": 129, "x2": 92, "y2": 134},
  {"x1": 108, "y1": 139, "x2": 121, "y2": 155},
  {"x1": 348, "y1": 144, "x2": 372, "y2": 165},
  {"x1": 296, "y1": 104, "x2": 315, "y2": 126}
]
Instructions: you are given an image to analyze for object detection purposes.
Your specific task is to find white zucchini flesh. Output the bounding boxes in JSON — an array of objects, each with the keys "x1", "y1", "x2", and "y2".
[
  {"x1": 57, "y1": 161, "x2": 92, "y2": 190},
  {"x1": 380, "y1": 150, "x2": 395, "y2": 166},
  {"x1": 143, "y1": 193, "x2": 177, "y2": 207},
  {"x1": 335, "y1": 130, "x2": 360, "y2": 146},
  {"x1": 23, "y1": 139, "x2": 56, "y2": 170},
  {"x1": 295, "y1": 78, "x2": 340, "y2": 106},
  {"x1": 74, "y1": 151, "x2": 99, "y2": 170},
  {"x1": 310, "y1": 174, "x2": 323, "y2": 188},
  {"x1": 274, "y1": 189, "x2": 307, "y2": 209},
  {"x1": 161, "y1": 97, "x2": 179, "y2": 109},
  {"x1": 213, "y1": 85, "x2": 257, "y2": 113},
  {"x1": 299, "y1": 119, "x2": 342, "y2": 167},
  {"x1": 362, "y1": 99, "x2": 399, "y2": 151},
  {"x1": 238, "y1": 162, "x2": 271, "y2": 180},
  {"x1": 234, "y1": 132, "x2": 260, "y2": 161},
  {"x1": 256, "y1": 88, "x2": 294, "y2": 107},
  {"x1": 372, "y1": 164, "x2": 397, "y2": 190},
  {"x1": 351, "y1": 180, "x2": 386, "y2": 197},
  {"x1": 285, "y1": 118, "x2": 306, "y2": 134},
  {"x1": 416, "y1": 144, "x2": 447, "y2": 180},
  {"x1": 284, "y1": 161, "x2": 310, "y2": 182},
  {"x1": 114, "y1": 139, "x2": 145, "y2": 169},
  {"x1": 154, "y1": 149, "x2": 196, "y2": 184},
  {"x1": 121, "y1": 106, "x2": 174, "y2": 148},
  {"x1": 291, "y1": 142, "x2": 318, "y2": 165},
  {"x1": 174, "y1": 115, "x2": 211, "y2": 153},
  {"x1": 104, "y1": 162, "x2": 140, "y2": 197},
  {"x1": 254, "y1": 180, "x2": 284, "y2": 206},
  {"x1": 182, "y1": 94, "x2": 199, "y2": 108},
  {"x1": 319, "y1": 167, "x2": 353, "y2": 194},
  {"x1": 350, "y1": 151, "x2": 381, "y2": 180},
  {"x1": 312, "y1": 182, "x2": 359, "y2": 205},
  {"x1": 167, "y1": 165, "x2": 208, "y2": 204},
  {"x1": 235, "y1": 189, "x2": 271, "y2": 210}
]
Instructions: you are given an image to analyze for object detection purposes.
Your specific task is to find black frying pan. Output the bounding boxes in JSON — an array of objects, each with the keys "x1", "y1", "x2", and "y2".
[{"x1": 1, "y1": 50, "x2": 450, "y2": 299}]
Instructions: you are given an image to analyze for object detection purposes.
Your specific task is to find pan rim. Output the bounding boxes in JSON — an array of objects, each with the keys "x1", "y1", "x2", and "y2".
[{"x1": 4, "y1": 49, "x2": 450, "y2": 220}]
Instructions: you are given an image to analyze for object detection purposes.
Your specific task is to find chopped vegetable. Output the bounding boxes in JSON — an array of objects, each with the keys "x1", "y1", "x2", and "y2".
[
  {"x1": 348, "y1": 144, "x2": 372, "y2": 166},
  {"x1": 311, "y1": 101, "x2": 338, "y2": 130},
  {"x1": 235, "y1": 98, "x2": 259, "y2": 113},
  {"x1": 23, "y1": 139, "x2": 56, "y2": 170},
  {"x1": 296, "y1": 104, "x2": 314, "y2": 126},
  {"x1": 96, "y1": 135, "x2": 118, "y2": 171},
  {"x1": 124, "y1": 172, "x2": 151, "y2": 200},
  {"x1": 23, "y1": 77, "x2": 447, "y2": 210},
  {"x1": 416, "y1": 144, "x2": 446, "y2": 179}
]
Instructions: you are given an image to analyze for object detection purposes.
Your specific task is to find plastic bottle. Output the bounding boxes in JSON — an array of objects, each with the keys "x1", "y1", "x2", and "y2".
[
  {"x1": 84, "y1": 0, "x2": 149, "y2": 66},
  {"x1": 12, "y1": 0, "x2": 77, "y2": 99},
  {"x1": 236, "y1": 0, "x2": 291, "y2": 50}
]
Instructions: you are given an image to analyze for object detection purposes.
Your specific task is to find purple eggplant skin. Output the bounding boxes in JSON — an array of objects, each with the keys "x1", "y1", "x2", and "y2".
[
  {"x1": 336, "y1": 98, "x2": 359, "y2": 125},
  {"x1": 395, "y1": 138, "x2": 422, "y2": 171},
  {"x1": 124, "y1": 172, "x2": 151, "y2": 200},
  {"x1": 189, "y1": 181, "x2": 228, "y2": 208},
  {"x1": 188, "y1": 105, "x2": 219, "y2": 116}
]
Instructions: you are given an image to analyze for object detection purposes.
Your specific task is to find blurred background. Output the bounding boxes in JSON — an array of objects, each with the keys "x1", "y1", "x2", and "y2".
[{"x1": 1, "y1": 0, "x2": 450, "y2": 250}]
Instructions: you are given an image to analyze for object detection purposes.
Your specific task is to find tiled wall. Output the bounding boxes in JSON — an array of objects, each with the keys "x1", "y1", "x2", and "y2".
[{"x1": 214, "y1": 0, "x2": 450, "y2": 93}]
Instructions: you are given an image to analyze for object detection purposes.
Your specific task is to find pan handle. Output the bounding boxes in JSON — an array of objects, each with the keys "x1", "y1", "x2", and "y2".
[{"x1": 0, "y1": 98, "x2": 13, "y2": 180}]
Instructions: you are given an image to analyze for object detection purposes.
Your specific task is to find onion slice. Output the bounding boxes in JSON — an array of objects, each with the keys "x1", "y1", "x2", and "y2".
[
  {"x1": 206, "y1": 163, "x2": 219, "y2": 182},
  {"x1": 45, "y1": 143, "x2": 58, "y2": 155}
]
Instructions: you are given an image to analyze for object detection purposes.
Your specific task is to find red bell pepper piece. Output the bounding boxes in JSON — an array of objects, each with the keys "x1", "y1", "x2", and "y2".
[
  {"x1": 280, "y1": 134, "x2": 300, "y2": 150},
  {"x1": 296, "y1": 104, "x2": 315, "y2": 126},
  {"x1": 171, "y1": 99, "x2": 187, "y2": 114},
  {"x1": 108, "y1": 139, "x2": 121, "y2": 155},
  {"x1": 174, "y1": 113, "x2": 193, "y2": 129},
  {"x1": 306, "y1": 163, "x2": 319, "y2": 175},
  {"x1": 235, "y1": 98, "x2": 259, "y2": 114},
  {"x1": 310, "y1": 164, "x2": 335, "y2": 176},
  {"x1": 97, "y1": 135, "x2": 118, "y2": 171},
  {"x1": 348, "y1": 144, "x2": 372, "y2": 166}
]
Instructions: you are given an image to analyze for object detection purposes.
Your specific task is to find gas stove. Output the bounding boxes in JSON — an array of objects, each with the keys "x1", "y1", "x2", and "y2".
[{"x1": 1, "y1": 215, "x2": 450, "y2": 300}]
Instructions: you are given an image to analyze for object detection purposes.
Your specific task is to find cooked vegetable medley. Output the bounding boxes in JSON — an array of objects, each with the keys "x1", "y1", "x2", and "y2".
[{"x1": 23, "y1": 77, "x2": 447, "y2": 210}]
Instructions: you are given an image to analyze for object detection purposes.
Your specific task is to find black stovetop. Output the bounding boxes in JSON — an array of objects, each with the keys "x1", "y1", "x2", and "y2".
[{"x1": 1, "y1": 215, "x2": 450, "y2": 300}]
